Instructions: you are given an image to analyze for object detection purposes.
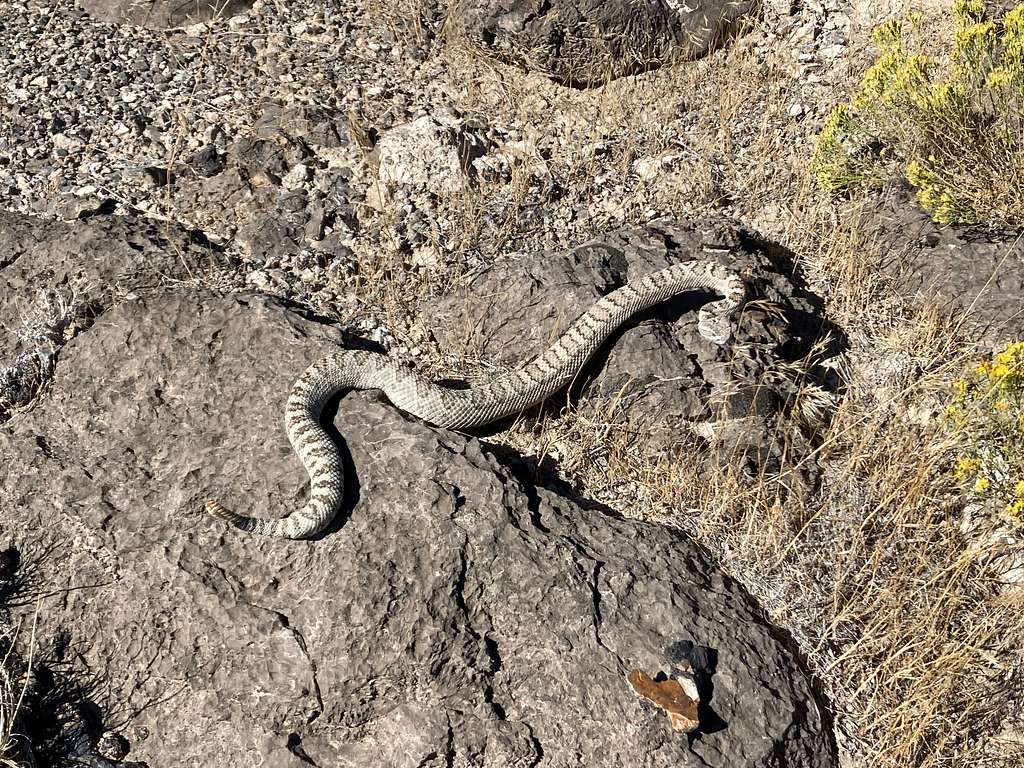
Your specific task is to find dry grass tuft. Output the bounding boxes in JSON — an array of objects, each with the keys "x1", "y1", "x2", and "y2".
[
  {"x1": 745, "y1": 348, "x2": 1021, "y2": 766},
  {"x1": 430, "y1": 22, "x2": 801, "y2": 255},
  {"x1": 362, "y1": 0, "x2": 440, "y2": 48},
  {"x1": 0, "y1": 615, "x2": 34, "y2": 768},
  {"x1": 0, "y1": 287, "x2": 80, "y2": 422}
]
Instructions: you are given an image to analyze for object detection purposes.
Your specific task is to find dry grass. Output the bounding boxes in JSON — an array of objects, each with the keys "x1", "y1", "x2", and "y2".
[
  {"x1": 422, "y1": 21, "x2": 801, "y2": 257},
  {"x1": 0, "y1": 615, "x2": 34, "y2": 768},
  {"x1": 0, "y1": 287, "x2": 80, "y2": 423},
  {"x1": 486, "y1": 279, "x2": 1023, "y2": 767}
]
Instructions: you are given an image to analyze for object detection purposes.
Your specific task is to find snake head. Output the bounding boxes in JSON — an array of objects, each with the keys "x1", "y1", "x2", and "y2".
[{"x1": 696, "y1": 313, "x2": 734, "y2": 347}]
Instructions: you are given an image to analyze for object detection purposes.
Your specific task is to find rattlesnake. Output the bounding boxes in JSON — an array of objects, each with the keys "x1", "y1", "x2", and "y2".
[{"x1": 207, "y1": 260, "x2": 745, "y2": 539}]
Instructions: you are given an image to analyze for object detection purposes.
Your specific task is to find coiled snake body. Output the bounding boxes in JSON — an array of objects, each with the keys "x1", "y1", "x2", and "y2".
[{"x1": 207, "y1": 260, "x2": 745, "y2": 539}]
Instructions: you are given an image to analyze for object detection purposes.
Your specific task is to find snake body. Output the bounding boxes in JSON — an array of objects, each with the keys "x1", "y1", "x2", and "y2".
[{"x1": 207, "y1": 260, "x2": 745, "y2": 539}]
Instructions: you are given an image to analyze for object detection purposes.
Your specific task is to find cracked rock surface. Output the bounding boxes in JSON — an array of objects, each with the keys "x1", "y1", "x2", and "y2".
[
  {"x1": 0, "y1": 212, "x2": 234, "y2": 418},
  {"x1": 0, "y1": 211, "x2": 232, "y2": 333},
  {"x1": 0, "y1": 213, "x2": 835, "y2": 766}
]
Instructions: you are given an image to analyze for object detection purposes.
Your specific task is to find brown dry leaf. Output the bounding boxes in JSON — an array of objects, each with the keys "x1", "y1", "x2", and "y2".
[{"x1": 627, "y1": 668, "x2": 700, "y2": 733}]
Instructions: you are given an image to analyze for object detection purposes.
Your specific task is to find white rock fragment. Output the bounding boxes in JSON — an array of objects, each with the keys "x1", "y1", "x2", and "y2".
[
  {"x1": 633, "y1": 157, "x2": 662, "y2": 181},
  {"x1": 376, "y1": 116, "x2": 480, "y2": 197},
  {"x1": 411, "y1": 244, "x2": 440, "y2": 268},
  {"x1": 52, "y1": 133, "x2": 81, "y2": 149},
  {"x1": 247, "y1": 269, "x2": 272, "y2": 291},
  {"x1": 282, "y1": 162, "x2": 312, "y2": 189}
]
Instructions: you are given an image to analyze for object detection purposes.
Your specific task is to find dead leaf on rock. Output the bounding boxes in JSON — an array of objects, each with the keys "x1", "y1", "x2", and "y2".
[{"x1": 627, "y1": 668, "x2": 700, "y2": 733}]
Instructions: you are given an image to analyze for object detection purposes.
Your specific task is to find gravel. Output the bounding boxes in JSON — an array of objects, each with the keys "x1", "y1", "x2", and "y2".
[
  {"x1": 0, "y1": 0, "x2": 878, "y2": 346},
  {"x1": 0, "y1": 0, "x2": 863, "y2": 239}
]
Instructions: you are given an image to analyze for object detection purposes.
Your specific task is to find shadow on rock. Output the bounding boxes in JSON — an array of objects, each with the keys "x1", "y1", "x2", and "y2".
[{"x1": 1, "y1": 551, "x2": 150, "y2": 767}]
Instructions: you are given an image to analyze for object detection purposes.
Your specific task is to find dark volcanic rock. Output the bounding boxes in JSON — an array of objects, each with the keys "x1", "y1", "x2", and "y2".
[
  {"x1": 170, "y1": 111, "x2": 357, "y2": 260},
  {"x1": 189, "y1": 144, "x2": 227, "y2": 177},
  {"x1": 1, "y1": 217, "x2": 835, "y2": 767},
  {"x1": 255, "y1": 101, "x2": 352, "y2": 150},
  {"x1": 870, "y1": 190, "x2": 1024, "y2": 342},
  {"x1": 451, "y1": 0, "x2": 759, "y2": 86},
  {"x1": 425, "y1": 219, "x2": 835, "y2": 471},
  {"x1": 80, "y1": 0, "x2": 253, "y2": 28},
  {"x1": 236, "y1": 189, "x2": 313, "y2": 263},
  {"x1": 0, "y1": 213, "x2": 231, "y2": 415}
]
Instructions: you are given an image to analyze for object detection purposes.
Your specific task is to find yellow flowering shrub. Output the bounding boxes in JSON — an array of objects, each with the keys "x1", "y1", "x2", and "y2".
[
  {"x1": 946, "y1": 341, "x2": 1024, "y2": 526},
  {"x1": 813, "y1": 2, "x2": 1024, "y2": 226}
]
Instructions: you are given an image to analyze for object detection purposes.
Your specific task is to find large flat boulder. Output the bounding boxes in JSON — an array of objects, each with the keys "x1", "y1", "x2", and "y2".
[
  {"x1": 450, "y1": 0, "x2": 759, "y2": 86},
  {"x1": 868, "y1": 189, "x2": 1024, "y2": 343},
  {"x1": 0, "y1": 214, "x2": 836, "y2": 766}
]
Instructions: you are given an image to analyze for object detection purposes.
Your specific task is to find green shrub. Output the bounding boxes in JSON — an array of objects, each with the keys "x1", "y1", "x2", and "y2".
[
  {"x1": 813, "y1": 2, "x2": 1024, "y2": 226},
  {"x1": 946, "y1": 340, "x2": 1024, "y2": 526}
]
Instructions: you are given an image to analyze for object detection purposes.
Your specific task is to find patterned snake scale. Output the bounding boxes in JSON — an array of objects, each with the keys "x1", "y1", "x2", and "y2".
[{"x1": 206, "y1": 260, "x2": 745, "y2": 539}]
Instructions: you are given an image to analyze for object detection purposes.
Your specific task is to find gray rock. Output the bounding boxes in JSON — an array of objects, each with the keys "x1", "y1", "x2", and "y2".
[
  {"x1": 0, "y1": 212, "x2": 232, "y2": 418},
  {"x1": 175, "y1": 165, "x2": 277, "y2": 237},
  {"x1": 0, "y1": 211, "x2": 229, "y2": 351},
  {"x1": 170, "y1": 129, "x2": 355, "y2": 261},
  {"x1": 189, "y1": 144, "x2": 226, "y2": 177},
  {"x1": 1, "y1": 215, "x2": 836, "y2": 767},
  {"x1": 52, "y1": 194, "x2": 118, "y2": 220},
  {"x1": 374, "y1": 115, "x2": 488, "y2": 196},
  {"x1": 424, "y1": 219, "x2": 834, "y2": 471},
  {"x1": 451, "y1": 0, "x2": 759, "y2": 86},
  {"x1": 229, "y1": 136, "x2": 295, "y2": 181},
  {"x1": 79, "y1": 0, "x2": 253, "y2": 28},
  {"x1": 236, "y1": 190, "x2": 312, "y2": 264},
  {"x1": 869, "y1": 189, "x2": 1024, "y2": 342},
  {"x1": 255, "y1": 101, "x2": 351, "y2": 149}
]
